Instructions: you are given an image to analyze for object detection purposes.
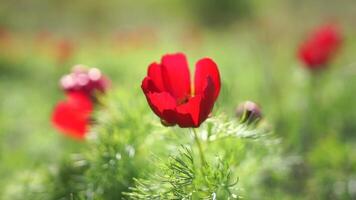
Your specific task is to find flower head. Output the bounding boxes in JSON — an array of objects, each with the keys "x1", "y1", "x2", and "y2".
[
  {"x1": 0, "y1": 26, "x2": 12, "y2": 48},
  {"x1": 55, "y1": 39, "x2": 74, "y2": 63},
  {"x1": 52, "y1": 92, "x2": 93, "y2": 139},
  {"x1": 298, "y1": 24, "x2": 343, "y2": 70},
  {"x1": 142, "y1": 53, "x2": 221, "y2": 127},
  {"x1": 60, "y1": 64, "x2": 110, "y2": 99}
]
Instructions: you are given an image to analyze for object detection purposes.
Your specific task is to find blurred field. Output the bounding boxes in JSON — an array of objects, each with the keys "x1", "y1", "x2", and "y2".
[{"x1": 0, "y1": 0, "x2": 356, "y2": 199}]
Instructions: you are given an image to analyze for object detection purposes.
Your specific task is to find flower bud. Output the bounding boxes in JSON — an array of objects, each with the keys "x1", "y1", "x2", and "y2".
[{"x1": 235, "y1": 101, "x2": 262, "y2": 125}]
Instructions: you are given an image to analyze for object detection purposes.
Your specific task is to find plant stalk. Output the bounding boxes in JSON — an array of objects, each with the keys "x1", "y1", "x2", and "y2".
[{"x1": 191, "y1": 128, "x2": 207, "y2": 166}]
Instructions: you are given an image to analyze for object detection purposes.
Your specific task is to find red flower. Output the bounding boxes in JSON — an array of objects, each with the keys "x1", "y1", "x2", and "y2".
[
  {"x1": 0, "y1": 27, "x2": 12, "y2": 47},
  {"x1": 60, "y1": 65, "x2": 110, "y2": 99},
  {"x1": 298, "y1": 24, "x2": 343, "y2": 70},
  {"x1": 52, "y1": 92, "x2": 93, "y2": 139},
  {"x1": 55, "y1": 39, "x2": 74, "y2": 63},
  {"x1": 141, "y1": 53, "x2": 221, "y2": 128}
]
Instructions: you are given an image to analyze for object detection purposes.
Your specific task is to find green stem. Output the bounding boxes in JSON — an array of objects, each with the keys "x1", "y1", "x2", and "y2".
[
  {"x1": 300, "y1": 70, "x2": 322, "y2": 152},
  {"x1": 191, "y1": 128, "x2": 207, "y2": 166}
]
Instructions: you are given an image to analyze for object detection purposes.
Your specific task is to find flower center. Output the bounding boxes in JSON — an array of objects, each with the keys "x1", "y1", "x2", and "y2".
[{"x1": 177, "y1": 95, "x2": 190, "y2": 105}]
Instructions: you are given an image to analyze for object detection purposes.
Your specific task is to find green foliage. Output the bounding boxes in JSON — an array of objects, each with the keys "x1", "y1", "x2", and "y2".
[
  {"x1": 3, "y1": 88, "x2": 287, "y2": 200},
  {"x1": 81, "y1": 93, "x2": 149, "y2": 199},
  {"x1": 126, "y1": 146, "x2": 239, "y2": 199}
]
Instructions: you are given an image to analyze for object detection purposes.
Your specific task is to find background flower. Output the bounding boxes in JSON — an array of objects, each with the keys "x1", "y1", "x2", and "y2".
[
  {"x1": 298, "y1": 24, "x2": 343, "y2": 70},
  {"x1": 51, "y1": 92, "x2": 93, "y2": 139},
  {"x1": 60, "y1": 64, "x2": 111, "y2": 99}
]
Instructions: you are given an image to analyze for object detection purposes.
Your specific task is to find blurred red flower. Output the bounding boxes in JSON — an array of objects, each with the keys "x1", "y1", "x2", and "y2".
[
  {"x1": 298, "y1": 24, "x2": 343, "y2": 70},
  {"x1": 36, "y1": 30, "x2": 52, "y2": 44},
  {"x1": 60, "y1": 64, "x2": 111, "y2": 99},
  {"x1": 0, "y1": 27, "x2": 12, "y2": 47},
  {"x1": 55, "y1": 39, "x2": 74, "y2": 63},
  {"x1": 52, "y1": 92, "x2": 93, "y2": 139},
  {"x1": 142, "y1": 53, "x2": 221, "y2": 127}
]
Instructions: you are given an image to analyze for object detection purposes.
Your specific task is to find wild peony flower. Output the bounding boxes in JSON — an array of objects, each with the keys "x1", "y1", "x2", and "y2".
[
  {"x1": 60, "y1": 64, "x2": 110, "y2": 99},
  {"x1": 55, "y1": 39, "x2": 74, "y2": 63},
  {"x1": 0, "y1": 27, "x2": 12, "y2": 48},
  {"x1": 141, "y1": 53, "x2": 221, "y2": 127},
  {"x1": 35, "y1": 30, "x2": 52, "y2": 44},
  {"x1": 52, "y1": 92, "x2": 93, "y2": 139},
  {"x1": 298, "y1": 24, "x2": 343, "y2": 70},
  {"x1": 235, "y1": 101, "x2": 262, "y2": 124}
]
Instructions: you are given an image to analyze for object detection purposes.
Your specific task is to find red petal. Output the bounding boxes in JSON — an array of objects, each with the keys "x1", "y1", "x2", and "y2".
[
  {"x1": 52, "y1": 92, "x2": 93, "y2": 139},
  {"x1": 142, "y1": 77, "x2": 161, "y2": 94},
  {"x1": 161, "y1": 53, "x2": 191, "y2": 100},
  {"x1": 195, "y1": 58, "x2": 220, "y2": 101},
  {"x1": 67, "y1": 92, "x2": 93, "y2": 112},
  {"x1": 147, "y1": 62, "x2": 165, "y2": 91},
  {"x1": 198, "y1": 77, "x2": 216, "y2": 124},
  {"x1": 145, "y1": 92, "x2": 177, "y2": 125},
  {"x1": 176, "y1": 77, "x2": 216, "y2": 127},
  {"x1": 176, "y1": 95, "x2": 202, "y2": 127},
  {"x1": 299, "y1": 43, "x2": 328, "y2": 68}
]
